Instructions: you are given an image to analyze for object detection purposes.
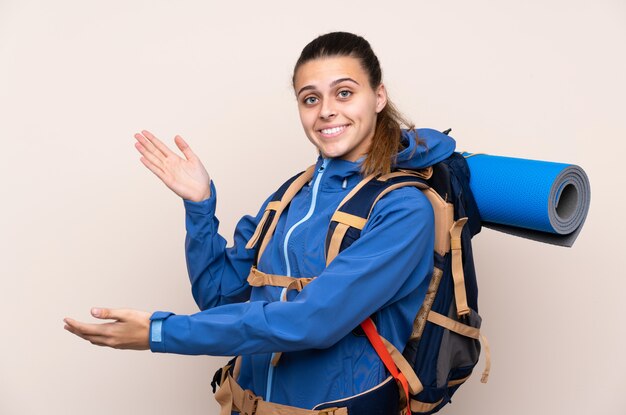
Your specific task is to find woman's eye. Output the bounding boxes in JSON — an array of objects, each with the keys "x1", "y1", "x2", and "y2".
[
  {"x1": 304, "y1": 96, "x2": 318, "y2": 105},
  {"x1": 338, "y1": 90, "x2": 352, "y2": 99}
]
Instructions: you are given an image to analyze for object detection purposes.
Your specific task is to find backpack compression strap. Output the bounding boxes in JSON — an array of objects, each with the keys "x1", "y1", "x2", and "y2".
[
  {"x1": 361, "y1": 318, "x2": 413, "y2": 415},
  {"x1": 426, "y1": 310, "x2": 491, "y2": 383}
]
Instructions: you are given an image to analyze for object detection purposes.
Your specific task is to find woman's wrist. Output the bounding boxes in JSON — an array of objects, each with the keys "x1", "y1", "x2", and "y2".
[{"x1": 187, "y1": 182, "x2": 212, "y2": 203}]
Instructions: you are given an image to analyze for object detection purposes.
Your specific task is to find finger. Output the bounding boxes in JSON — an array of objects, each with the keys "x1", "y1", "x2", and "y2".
[
  {"x1": 65, "y1": 326, "x2": 112, "y2": 347},
  {"x1": 64, "y1": 318, "x2": 112, "y2": 336},
  {"x1": 134, "y1": 132, "x2": 167, "y2": 161},
  {"x1": 64, "y1": 322, "x2": 91, "y2": 337},
  {"x1": 139, "y1": 156, "x2": 168, "y2": 183},
  {"x1": 141, "y1": 130, "x2": 175, "y2": 158},
  {"x1": 91, "y1": 307, "x2": 128, "y2": 321},
  {"x1": 134, "y1": 141, "x2": 165, "y2": 170},
  {"x1": 174, "y1": 135, "x2": 197, "y2": 162}
]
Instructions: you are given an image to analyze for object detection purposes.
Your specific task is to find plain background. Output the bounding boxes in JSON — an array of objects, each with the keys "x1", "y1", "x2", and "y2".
[{"x1": 1, "y1": 1, "x2": 624, "y2": 414}]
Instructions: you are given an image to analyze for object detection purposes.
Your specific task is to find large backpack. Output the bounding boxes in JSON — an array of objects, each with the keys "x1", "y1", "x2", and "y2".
[
  {"x1": 212, "y1": 136, "x2": 490, "y2": 415},
  {"x1": 339, "y1": 151, "x2": 490, "y2": 414}
]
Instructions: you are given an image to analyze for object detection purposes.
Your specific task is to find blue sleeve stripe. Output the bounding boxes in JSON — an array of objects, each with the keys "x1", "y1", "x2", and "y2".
[{"x1": 151, "y1": 319, "x2": 163, "y2": 343}]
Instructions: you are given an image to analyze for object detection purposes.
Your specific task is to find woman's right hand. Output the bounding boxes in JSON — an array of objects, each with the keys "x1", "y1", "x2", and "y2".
[{"x1": 133, "y1": 130, "x2": 211, "y2": 202}]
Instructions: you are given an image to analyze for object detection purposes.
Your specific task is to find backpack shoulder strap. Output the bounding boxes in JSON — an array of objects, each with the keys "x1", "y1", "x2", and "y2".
[
  {"x1": 325, "y1": 171, "x2": 441, "y2": 266},
  {"x1": 325, "y1": 168, "x2": 474, "y2": 318},
  {"x1": 246, "y1": 164, "x2": 316, "y2": 266}
]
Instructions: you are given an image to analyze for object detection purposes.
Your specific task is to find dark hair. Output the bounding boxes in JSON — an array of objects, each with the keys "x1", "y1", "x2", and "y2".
[{"x1": 292, "y1": 32, "x2": 416, "y2": 176}]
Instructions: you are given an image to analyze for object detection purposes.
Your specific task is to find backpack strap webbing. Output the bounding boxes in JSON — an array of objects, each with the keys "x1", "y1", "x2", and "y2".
[
  {"x1": 246, "y1": 165, "x2": 316, "y2": 265},
  {"x1": 247, "y1": 267, "x2": 426, "y2": 383},
  {"x1": 378, "y1": 166, "x2": 433, "y2": 181},
  {"x1": 215, "y1": 359, "x2": 348, "y2": 415},
  {"x1": 325, "y1": 170, "x2": 461, "y2": 261},
  {"x1": 248, "y1": 266, "x2": 315, "y2": 295},
  {"x1": 326, "y1": 172, "x2": 470, "y2": 319},
  {"x1": 361, "y1": 318, "x2": 412, "y2": 415},
  {"x1": 450, "y1": 217, "x2": 470, "y2": 317},
  {"x1": 426, "y1": 311, "x2": 491, "y2": 383},
  {"x1": 325, "y1": 174, "x2": 431, "y2": 266}
]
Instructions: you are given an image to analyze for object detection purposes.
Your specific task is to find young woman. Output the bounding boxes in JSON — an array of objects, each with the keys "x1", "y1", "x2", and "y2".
[{"x1": 65, "y1": 32, "x2": 456, "y2": 413}]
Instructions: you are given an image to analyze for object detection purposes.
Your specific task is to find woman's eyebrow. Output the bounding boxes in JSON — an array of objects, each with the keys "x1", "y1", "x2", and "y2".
[
  {"x1": 297, "y1": 77, "x2": 360, "y2": 97},
  {"x1": 330, "y1": 77, "x2": 360, "y2": 88}
]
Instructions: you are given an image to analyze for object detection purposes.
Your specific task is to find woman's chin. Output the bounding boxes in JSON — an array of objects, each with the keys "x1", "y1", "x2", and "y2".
[
  {"x1": 319, "y1": 150, "x2": 344, "y2": 160},
  {"x1": 317, "y1": 144, "x2": 348, "y2": 159}
]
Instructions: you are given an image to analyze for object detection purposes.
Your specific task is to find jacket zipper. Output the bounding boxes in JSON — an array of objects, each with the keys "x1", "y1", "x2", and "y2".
[{"x1": 265, "y1": 158, "x2": 330, "y2": 402}]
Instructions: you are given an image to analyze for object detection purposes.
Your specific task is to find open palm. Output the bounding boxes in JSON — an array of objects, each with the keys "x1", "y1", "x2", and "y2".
[{"x1": 133, "y1": 130, "x2": 211, "y2": 202}]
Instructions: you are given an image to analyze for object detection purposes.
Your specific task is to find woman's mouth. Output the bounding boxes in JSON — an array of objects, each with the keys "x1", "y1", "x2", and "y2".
[{"x1": 318, "y1": 124, "x2": 349, "y2": 138}]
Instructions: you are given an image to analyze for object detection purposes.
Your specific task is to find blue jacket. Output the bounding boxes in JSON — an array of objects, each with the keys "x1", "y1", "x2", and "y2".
[{"x1": 149, "y1": 129, "x2": 456, "y2": 409}]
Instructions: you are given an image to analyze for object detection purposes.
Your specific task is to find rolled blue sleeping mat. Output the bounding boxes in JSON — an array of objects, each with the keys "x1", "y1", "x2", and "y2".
[{"x1": 461, "y1": 152, "x2": 591, "y2": 247}]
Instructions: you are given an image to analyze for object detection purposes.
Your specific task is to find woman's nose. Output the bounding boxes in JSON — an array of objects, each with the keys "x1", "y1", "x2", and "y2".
[{"x1": 319, "y1": 101, "x2": 336, "y2": 119}]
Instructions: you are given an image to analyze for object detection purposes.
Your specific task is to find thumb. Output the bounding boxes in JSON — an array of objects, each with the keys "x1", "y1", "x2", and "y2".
[
  {"x1": 91, "y1": 307, "x2": 124, "y2": 321},
  {"x1": 175, "y1": 135, "x2": 196, "y2": 161}
]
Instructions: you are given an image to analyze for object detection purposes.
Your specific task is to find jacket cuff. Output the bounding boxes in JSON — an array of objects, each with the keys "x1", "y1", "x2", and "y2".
[
  {"x1": 149, "y1": 311, "x2": 175, "y2": 353},
  {"x1": 182, "y1": 180, "x2": 216, "y2": 214}
]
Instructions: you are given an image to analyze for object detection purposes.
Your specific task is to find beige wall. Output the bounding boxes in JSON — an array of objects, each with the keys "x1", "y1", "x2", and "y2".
[{"x1": 1, "y1": 0, "x2": 624, "y2": 413}]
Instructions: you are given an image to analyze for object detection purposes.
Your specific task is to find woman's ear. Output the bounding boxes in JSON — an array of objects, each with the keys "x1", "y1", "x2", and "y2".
[{"x1": 375, "y1": 83, "x2": 388, "y2": 113}]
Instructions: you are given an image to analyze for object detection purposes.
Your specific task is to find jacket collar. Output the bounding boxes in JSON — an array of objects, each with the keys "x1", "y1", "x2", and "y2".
[
  {"x1": 311, "y1": 156, "x2": 363, "y2": 192},
  {"x1": 309, "y1": 128, "x2": 456, "y2": 191}
]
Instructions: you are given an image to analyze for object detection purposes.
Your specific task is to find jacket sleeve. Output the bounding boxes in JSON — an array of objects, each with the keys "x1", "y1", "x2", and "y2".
[
  {"x1": 151, "y1": 186, "x2": 434, "y2": 355},
  {"x1": 183, "y1": 180, "x2": 274, "y2": 310}
]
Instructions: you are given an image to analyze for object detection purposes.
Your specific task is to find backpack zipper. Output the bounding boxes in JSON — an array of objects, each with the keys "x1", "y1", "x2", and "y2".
[{"x1": 265, "y1": 158, "x2": 330, "y2": 402}]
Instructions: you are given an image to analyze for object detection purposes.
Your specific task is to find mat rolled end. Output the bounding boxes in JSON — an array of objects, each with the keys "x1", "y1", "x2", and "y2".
[{"x1": 464, "y1": 153, "x2": 591, "y2": 247}]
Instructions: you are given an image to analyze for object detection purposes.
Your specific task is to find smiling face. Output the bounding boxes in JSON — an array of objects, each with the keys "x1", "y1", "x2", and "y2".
[{"x1": 293, "y1": 56, "x2": 387, "y2": 162}]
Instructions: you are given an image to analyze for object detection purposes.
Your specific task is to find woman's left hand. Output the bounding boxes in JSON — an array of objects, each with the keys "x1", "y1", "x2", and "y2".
[{"x1": 64, "y1": 308, "x2": 151, "y2": 350}]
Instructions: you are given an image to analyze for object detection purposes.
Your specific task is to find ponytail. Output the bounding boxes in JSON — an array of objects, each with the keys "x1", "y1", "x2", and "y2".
[{"x1": 362, "y1": 100, "x2": 415, "y2": 176}]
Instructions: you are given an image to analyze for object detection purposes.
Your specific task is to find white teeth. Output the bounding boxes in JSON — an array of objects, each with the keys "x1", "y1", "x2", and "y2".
[{"x1": 321, "y1": 126, "x2": 346, "y2": 135}]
